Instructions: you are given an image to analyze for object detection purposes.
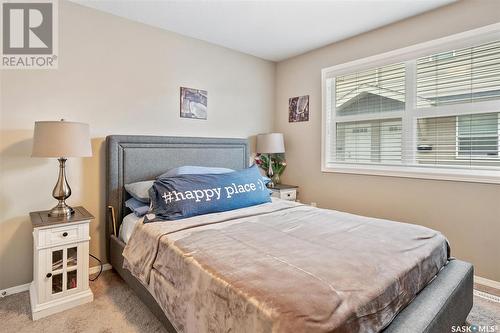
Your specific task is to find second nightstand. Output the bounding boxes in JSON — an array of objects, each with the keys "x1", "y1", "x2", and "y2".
[
  {"x1": 270, "y1": 184, "x2": 298, "y2": 201},
  {"x1": 29, "y1": 206, "x2": 94, "y2": 320}
]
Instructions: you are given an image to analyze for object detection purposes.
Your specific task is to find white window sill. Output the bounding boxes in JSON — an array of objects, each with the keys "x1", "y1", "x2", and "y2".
[{"x1": 322, "y1": 163, "x2": 500, "y2": 184}]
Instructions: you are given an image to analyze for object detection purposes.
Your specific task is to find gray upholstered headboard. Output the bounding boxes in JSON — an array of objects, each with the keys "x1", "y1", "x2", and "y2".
[{"x1": 105, "y1": 135, "x2": 249, "y2": 243}]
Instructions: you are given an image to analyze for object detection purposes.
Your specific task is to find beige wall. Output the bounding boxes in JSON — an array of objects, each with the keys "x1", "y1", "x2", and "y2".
[
  {"x1": 275, "y1": 0, "x2": 500, "y2": 281},
  {"x1": 0, "y1": 1, "x2": 275, "y2": 289}
]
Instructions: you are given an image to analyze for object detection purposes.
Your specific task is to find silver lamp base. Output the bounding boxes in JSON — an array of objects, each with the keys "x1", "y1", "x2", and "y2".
[
  {"x1": 49, "y1": 202, "x2": 75, "y2": 217},
  {"x1": 267, "y1": 154, "x2": 275, "y2": 188},
  {"x1": 48, "y1": 157, "x2": 75, "y2": 217}
]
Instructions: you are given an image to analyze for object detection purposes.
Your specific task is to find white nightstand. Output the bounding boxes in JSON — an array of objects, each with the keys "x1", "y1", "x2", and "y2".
[
  {"x1": 29, "y1": 206, "x2": 94, "y2": 320},
  {"x1": 270, "y1": 184, "x2": 298, "y2": 201}
]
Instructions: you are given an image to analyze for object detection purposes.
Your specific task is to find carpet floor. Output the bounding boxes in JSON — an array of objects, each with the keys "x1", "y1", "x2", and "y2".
[{"x1": 1, "y1": 270, "x2": 499, "y2": 333}]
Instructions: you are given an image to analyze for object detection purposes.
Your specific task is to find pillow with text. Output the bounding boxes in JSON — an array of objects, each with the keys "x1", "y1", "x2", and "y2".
[{"x1": 147, "y1": 165, "x2": 271, "y2": 222}]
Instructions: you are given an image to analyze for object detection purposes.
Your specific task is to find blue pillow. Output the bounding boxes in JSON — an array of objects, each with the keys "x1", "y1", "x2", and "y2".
[
  {"x1": 147, "y1": 165, "x2": 271, "y2": 222},
  {"x1": 125, "y1": 167, "x2": 270, "y2": 205},
  {"x1": 125, "y1": 198, "x2": 150, "y2": 217},
  {"x1": 159, "y1": 166, "x2": 235, "y2": 178}
]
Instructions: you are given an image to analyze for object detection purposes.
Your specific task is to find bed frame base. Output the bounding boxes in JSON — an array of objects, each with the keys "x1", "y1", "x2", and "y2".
[
  {"x1": 110, "y1": 235, "x2": 472, "y2": 333},
  {"x1": 110, "y1": 235, "x2": 177, "y2": 332}
]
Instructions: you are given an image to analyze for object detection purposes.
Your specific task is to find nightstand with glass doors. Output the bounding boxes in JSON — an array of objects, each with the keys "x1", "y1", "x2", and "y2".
[{"x1": 29, "y1": 206, "x2": 94, "y2": 320}]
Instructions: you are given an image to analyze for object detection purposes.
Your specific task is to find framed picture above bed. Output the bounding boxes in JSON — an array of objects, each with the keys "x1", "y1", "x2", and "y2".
[{"x1": 180, "y1": 87, "x2": 208, "y2": 120}]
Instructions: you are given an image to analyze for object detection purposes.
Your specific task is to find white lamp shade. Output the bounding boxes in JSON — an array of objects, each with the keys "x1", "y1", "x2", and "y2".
[
  {"x1": 256, "y1": 133, "x2": 285, "y2": 153},
  {"x1": 32, "y1": 120, "x2": 92, "y2": 158}
]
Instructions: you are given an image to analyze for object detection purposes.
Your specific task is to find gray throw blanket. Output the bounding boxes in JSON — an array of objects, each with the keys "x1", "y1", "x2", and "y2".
[{"x1": 123, "y1": 199, "x2": 448, "y2": 333}]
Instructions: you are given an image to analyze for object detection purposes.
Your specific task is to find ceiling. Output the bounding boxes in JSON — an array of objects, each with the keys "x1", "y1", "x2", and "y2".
[{"x1": 73, "y1": 0, "x2": 455, "y2": 62}]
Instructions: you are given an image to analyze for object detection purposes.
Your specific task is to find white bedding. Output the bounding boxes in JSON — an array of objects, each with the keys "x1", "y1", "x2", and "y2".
[{"x1": 119, "y1": 213, "x2": 142, "y2": 243}]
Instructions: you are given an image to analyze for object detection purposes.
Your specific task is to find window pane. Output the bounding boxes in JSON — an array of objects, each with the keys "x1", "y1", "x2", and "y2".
[
  {"x1": 458, "y1": 137, "x2": 498, "y2": 157},
  {"x1": 417, "y1": 112, "x2": 500, "y2": 167},
  {"x1": 335, "y1": 63, "x2": 405, "y2": 116},
  {"x1": 458, "y1": 113, "x2": 499, "y2": 157},
  {"x1": 417, "y1": 41, "x2": 500, "y2": 108},
  {"x1": 458, "y1": 112, "x2": 498, "y2": 136},
  {"x1": 336, "y1": 119, "x2": 402, "y2": 164}
]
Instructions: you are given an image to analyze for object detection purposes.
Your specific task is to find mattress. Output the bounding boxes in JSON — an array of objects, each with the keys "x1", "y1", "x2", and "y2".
[
  {"x1": 122, "y1": 199, "x2": 449, "y2": 333},
  {"x1": 119, "y1": 212, "x2": 142, "y2": 243}
]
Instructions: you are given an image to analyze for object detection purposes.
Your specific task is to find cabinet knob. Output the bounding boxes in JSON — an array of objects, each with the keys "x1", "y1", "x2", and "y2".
[
  {"x1": 62, "y1": 232, "x2": 68, "y2": 237},
  {"x1": 46, "y1": 273, "x2": 52, "y2": 278}
]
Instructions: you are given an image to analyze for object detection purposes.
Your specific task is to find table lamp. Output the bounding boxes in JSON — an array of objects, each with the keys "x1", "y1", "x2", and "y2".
[
  {"x1": 32, "y1": 120, "x2": 92, "y2": 217},
  {"x1": 256, "y1": 133, "x2": 285, "y2": 188}
]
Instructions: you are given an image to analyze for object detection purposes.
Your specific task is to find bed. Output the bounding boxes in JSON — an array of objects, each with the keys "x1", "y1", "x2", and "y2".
[{"x1": 106, "y1": 135, "x2": 473, "y2": 333}]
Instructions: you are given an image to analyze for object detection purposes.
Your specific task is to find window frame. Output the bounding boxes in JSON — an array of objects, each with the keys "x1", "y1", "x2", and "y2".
[{"x1": 321, "y1": 23, "x2": 500, "y2": 184}]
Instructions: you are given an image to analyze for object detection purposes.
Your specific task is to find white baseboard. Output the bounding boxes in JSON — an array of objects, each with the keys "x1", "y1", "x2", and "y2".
[
  {"x1": 0, "y1": 282, "x2": 31, "y2": 298},
  {"x1": 1, "y1": 263, "x2": 113, "y2": 298},
  {"x1": 474, "y1": 275, "x2": 500, "y2": 290},
  {"x1": 474, "y1": 290, "x2": 500, "y2": 303}
]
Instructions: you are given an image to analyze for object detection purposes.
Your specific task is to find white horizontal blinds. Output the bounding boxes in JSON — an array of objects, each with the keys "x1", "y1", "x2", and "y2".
[
  {"x1": 333, "y1": 63, "x2": 405, "y2": 164},
  {"x1": 415, "y1": 39, "x2": 500, "y2": 170},
  {"x1": 326, "y1": 36, "x2": 500, "y2": 176},
  {"x1": 416, "y1": 41, "x2": 500, "y2": 108},
  {"x1": 457, "y1": 113, "x2": 499, "y2": 158},
  {"x1": 336, "y1": 63, "x2": 406, "y2": 115},
  {"x1": 336, "y1": 119, "x2": 402, "y2": 164},
  {"x1": 416, "y1": 112, "x2": 500, "y2": 168}
]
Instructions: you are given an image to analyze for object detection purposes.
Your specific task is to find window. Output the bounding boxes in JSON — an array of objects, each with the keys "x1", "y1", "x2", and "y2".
[{"x1": 322, "y1": 27, "x2": 500, "y2": 183}]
